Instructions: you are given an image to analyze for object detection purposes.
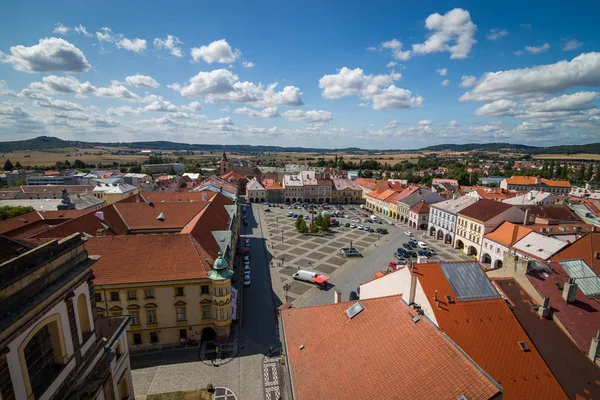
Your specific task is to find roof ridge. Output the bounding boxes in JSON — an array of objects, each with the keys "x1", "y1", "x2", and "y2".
[{"x1": 111, "y1": 203, "x2": 129, "y2": 231}]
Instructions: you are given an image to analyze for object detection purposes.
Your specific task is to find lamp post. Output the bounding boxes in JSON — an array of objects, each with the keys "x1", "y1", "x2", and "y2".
[
  {"x1": 283, "y1": 283, "x2": 291, "y2": 302},
  {"x1": 281, "y1": 229, "x2": 284, "y2": 243}
]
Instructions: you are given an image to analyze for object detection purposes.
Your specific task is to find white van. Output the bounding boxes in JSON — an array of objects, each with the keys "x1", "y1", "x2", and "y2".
[
  {"x1": 370, "y1": 215, "x2": 379, "y2": 222},
  {"x1": 417, "y1": 241, "x2": 428, "y2": 249},
  {"x1": 293, "y1": 270, "x2": 318, "y2": 283}
]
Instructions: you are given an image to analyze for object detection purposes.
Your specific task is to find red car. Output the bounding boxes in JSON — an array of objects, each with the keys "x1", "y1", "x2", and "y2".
[{"x1": 388, "y1": 261, "x2": 407, "y2": 270}]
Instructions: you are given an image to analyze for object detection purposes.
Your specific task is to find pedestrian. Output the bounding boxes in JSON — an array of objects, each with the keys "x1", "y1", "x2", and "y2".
[
  {"x1": 268, "y1": 345, "x2": 273, "y2": 355},
  {"x1": 215, "y1": 346, "x2": 219, "y2": 358}
]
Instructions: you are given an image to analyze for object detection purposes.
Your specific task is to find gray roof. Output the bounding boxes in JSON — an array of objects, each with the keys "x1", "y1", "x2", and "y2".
[
  {"x1": 439, "y1": 262, "x2": 500, "y2": 301},
  {"x1": 0, "y1": 195, "x2": 104, "y2": 211},
  {"x1": 397, "y1": 190, "x2": 445, "y2": 208},
  {"x1": 559, "y1": 259, "x2": 600, "y2": 298},
  {"x1": 430, "y1": 196, "x2": 478, "y2": 215}
]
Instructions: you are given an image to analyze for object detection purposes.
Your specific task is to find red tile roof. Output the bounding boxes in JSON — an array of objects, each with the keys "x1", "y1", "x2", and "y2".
[
  {"x1": 409, "y1": 201, "x2": 431, "y2": 214},
  {"x1": 527, "y1": 261, "x2": 600, "y2": 353},
  {"x1": 551, "y1": 231, "x2": 600, "y2": 275},
  {"x1": 181, "y1": 192, "x2": 234, "y2": 258},
  {"x1": 459, "y1": 198, "x2": 516, "y2": 222},
  {"x1": 0, "y1": 211, "x2": 43, "y2": 235},
  {"x1": 485, "y1": 222, "x2": 533, "y2": 247},
  {"x1": 414, "y1": 262, "x2": 567, "y2": 400},
  {"x1": 221, "y1": 170, "x2": 247, "y2": 181},
  {"x1": 353, "y1": 178, "x2": 378, "y2": 190},
  {"x1": 114, "y1": 202, "x2": 209, "y2": 231},
  {"x1": 262, "y1": 179, "x2": 284, "y2": 190},
  {"x1": 138, "y1": 191, "x2": 216, "y2": 204},
  {"x1": 472, "y1": 187, "x2": 517, "y2": 200},
  {"x1": 85, "y1": 234, "x2": 212, "y2": 285},
  {"x1": 43, "y1": 170, "x2": 60, "y2": 176},
  {"x1": 505, "y1": 176, "x2": 571, "y2": 188},
  {"x1": 527, "y1": 205, "x2": 581, "y2": 223},
  {"x1": 281, "y1": 295, "x2": 502, "y2": 400}
]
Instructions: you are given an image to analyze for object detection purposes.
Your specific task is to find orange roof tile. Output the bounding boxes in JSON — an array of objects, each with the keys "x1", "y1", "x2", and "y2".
[
  {"x1": 221, "y1": 170, "x2": 247, "y2": 180},
  {"x1": 409, "y1": 201, "x2": 431, "y2": 214},
  {"x1": 262, "y1": 179, "x2": 284, "y2": 190},
  {"x1": 551, "y1": 231, "x2": 600, "y2": 275},
  {"x1": 376, "y1": 188, "x2": 399, "y2": 201},
  {"x1": 506, "y1": 176, "x2": 571, "y2": 187},
  {"x1": 485, "y1": 222, "x2": 533, "y2": 247},
  {"x1": 281, "y1": 295, "x2": 502, "y2": 400},
  {"x1": 139, "y1": 191, "x2": 216, "y2": 203},
  {"x1": 0, "y1": 211, "x2": 43, "y2": 235},
  {"x1": 181, "y1": 192, "x2": 234, "y2": 258},
  {"x1": 414, "y1": 262, "x2": 567, "y2": 400},
  {"x1": 354, "y1": 178, "x2": 378, "y2": 190},
  {"x1": 114, "y1": 202, "x2": 209, "y2": 231},
  {"x1": 85, "y1": 234, "x2": 212, "y2": 285}
]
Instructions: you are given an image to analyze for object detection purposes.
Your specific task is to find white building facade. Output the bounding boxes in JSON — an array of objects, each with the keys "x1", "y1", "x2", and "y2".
[{"x1": 428, "y1": 196, "x2": 478, "y2": 244}]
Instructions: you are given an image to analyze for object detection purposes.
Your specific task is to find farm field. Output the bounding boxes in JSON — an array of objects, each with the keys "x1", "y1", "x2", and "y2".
[{"x1": 533, "y1": 153, "x2": 600, "y2": 160}]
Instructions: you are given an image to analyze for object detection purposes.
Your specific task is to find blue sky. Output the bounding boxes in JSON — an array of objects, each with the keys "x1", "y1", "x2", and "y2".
[{"x1": 0, "y1": 0, "x2": 599, "y2": 149}]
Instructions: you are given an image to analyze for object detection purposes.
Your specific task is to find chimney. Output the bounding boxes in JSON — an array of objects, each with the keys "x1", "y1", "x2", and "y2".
[
  {"x1": 527, "y1": 191, "x2": 533, "y2": 201},
  {"x1": 534, "y1": 175, "x2": 542, "y2": 184},
  {"x1": 523, "y1": 209, "x2": 530, "y2": 225},
  {"x1": 562, "y1": 278, "x2": 577, "y2": 304},
  {"x1": 588, "y1": 330, "x2": 600, "y2": 363},
  {"x1": 408, "y1": 265, "x2": 418, "y2": 304},
  {"x1": 95, "y1": 211, "x2": 104, "y2": 221},
  {"x1": 334, "y1": 290, "x2": 342, "y2": 304},
  {"x1": 537, "y1": 296, "x2": 551, "y2": 319}
]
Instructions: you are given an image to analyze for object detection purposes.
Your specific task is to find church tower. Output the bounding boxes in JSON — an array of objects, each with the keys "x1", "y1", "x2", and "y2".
[{"x1": 219, "y1": 150, "x2": 230, "y2": 175}]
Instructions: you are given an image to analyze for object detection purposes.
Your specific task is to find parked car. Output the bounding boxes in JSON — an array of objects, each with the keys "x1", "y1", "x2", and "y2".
[
  {"x1": 349, "y1": 291, "x2": 359, "y2": 301},
  {"x1": 244, "y1": 264, "x2": 251, "y2": 274},
  {"x1": 350, "y1": 224, "x2": 356, "y2": 228},
  {"x1": 245, "y1": 238, "x2": 251, "y2": 246},
  {"x1": 388, "y1": 220, "x2": 395, "y2": 225},
  {"x1": 393, "y1": 252, "x2": 405, "y2": 260},
  {"x1": 418, "y1": 241, "x2": 428, "y2": 249},
  {"x1": 404, "y1": 231, "x2": 413, "y2": 237},
  {"x1": 379, "y1": 228, "x2": 388, "y2": 234},
  {"x1": 332, "y1": 220, "x2": 340, "y2": 227},
  {"x1": 408, "y1": 251, "x2": 417, "y2": 258},
  {"x1": 287, "y1": 212, "x2": 294, "y2": 217},
  {"x1": 264, "y1": 208, "x2": 271, "y2": 212},
  {"x1": 243, "y1": 220, "x2": 248, "y2": 225},
  {"x1": 243, "y1": 274, "x2": 251, "y2": 286},
  {"x1": 344, "y1": 222, "x2": 351, "y2": 227},
  {"x1": 418, "y1": 250, "x2": 428, "y2": 257},
  {"x1": 358, "y1": 225, "x2": 365, "y2": 230}
]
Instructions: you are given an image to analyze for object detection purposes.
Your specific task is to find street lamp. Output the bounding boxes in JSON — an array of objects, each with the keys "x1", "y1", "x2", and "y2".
[
  {"x1": 283, "y1": 283, "x2": 291, "y2": 302},
  {"x1": 281, "y1": 229, "x2": 284, "y2": 243}
]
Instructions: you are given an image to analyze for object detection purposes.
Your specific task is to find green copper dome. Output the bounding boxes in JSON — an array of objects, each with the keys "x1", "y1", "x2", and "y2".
[{"x1": 208, "y1": 252, "x2": 233, "y2": 280}]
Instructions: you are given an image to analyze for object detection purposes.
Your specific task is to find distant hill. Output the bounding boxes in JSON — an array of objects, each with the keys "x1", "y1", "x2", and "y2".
[{"x1": 0, "y1": 136, "x2": 598, "y2": 155}]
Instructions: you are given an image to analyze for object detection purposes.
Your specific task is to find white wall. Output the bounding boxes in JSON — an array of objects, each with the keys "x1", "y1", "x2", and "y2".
[
  {"x1": 359, "y1": 269, "x2": 406, "y2": 300},
  {"x1": 72, "y1": 281, "x2": 95, "y2": 356}
]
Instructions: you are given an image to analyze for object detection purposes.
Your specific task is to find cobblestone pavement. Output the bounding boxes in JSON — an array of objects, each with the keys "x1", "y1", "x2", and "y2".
[
  {"x1": 257, "y1": 205, "x2": 473, "y2": 308},
  {"x1": 200, "y1": 324, "x2": 239, "y2": 366},
  {"x1": 213, "y1": 387, "x2": 238, "y2": 400},
  {"x1": 262, "y1": 349, "x2": 284, "y2": 400}
]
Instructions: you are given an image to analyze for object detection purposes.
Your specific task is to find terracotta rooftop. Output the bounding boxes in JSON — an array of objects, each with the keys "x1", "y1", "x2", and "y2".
[
  {"x1": 0, "y1": 236, "x2": 37, "y2": 264},
  {"x1": 221, "y1": 170, "x2": 247, "y2": 181},
  {"x1": 551, "y1": 231, "x2": 600, "y2": 275},
  {"x1": 281, "y1": 295, "x2": 502, "y2": 400},
  {"x1": 376, "y1": 188, "x2": 400, "y2": 201},
  {"x1": 414, "y1": 262, "x2": 567, "y2": 400},
  {"x1": 262, "y1": 179, "x2": 284, "y2": 190},
  {"x1": 114, "y1": 202, "x2": 209, "y2": 231},
  {"x1": 0, "y1": 211, "x2": 43, "y2": 235},
  {"x1": 459, "y1": 199, "x2": 516, "y2": 222},
  {"x1": 485, "y1": 221, "x2": 533, "y2": 247},
  {"x1": 138, "y1": 191, "x2": 217, "y2": 204},
  {"x1": 526, "y1": 260, "x2": 600, "y2": 353},
  {"x1": 409, "y1": 201, "x2": 431, "y2": 214},
  {"x1": 472, "y1": 187, "x2": 517, "y2": 200},
  {"x1": 505, "y1": 176, "x2": 571, "y2": 188},
  {"x1": 354, "y1": 177, "x2": 378, "y2": 189},
  {"x1": 85, "y1": 234, "x2": 212, "y2": 285}
]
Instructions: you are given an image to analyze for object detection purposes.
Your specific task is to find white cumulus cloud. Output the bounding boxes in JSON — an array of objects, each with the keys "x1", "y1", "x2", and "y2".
[
  {"x1": 486, "y1": 29, "x2": 508, "y2": 41},
  {"x1": 153, "y1": 35, "x2": 183, "y2": 57},
  {"x1": 117, "y1": 37, "x2": 147, "y2": 53},
  {"x1": 282, "y1": 109, "x2": 333, "y2": 124},
  {"x1": 441, "y1": 79, "x2": 450, "y2": 86},
  {"x1": 1, "y1": 37, "x2": 91, "y2": 73},
  {"x1": 418, "y1": 120, "x2": 433, "y2": 126},
  {"x1": 411, "y1": 8, "x2": 477, "y2": 59},
  {"x1": 473, "y1": 99, "x2": 518, "y2": 116},
  {"x1": 74, "y1": 24, "x2": 92, "y2": 37},
  {"x1": 460, "y1": 52, "x2": 600, "y2": 102},
  {"x1": 384, "y1": 120, "x2": 399, "y2": 129},
  {"x1": 437, "y1": 68, "x2": 448, "y2": 76},
  {"x1": 460, "y1": 75, "x2": 477, "y2": 88},
  {"x1": 242, "y1": 61, "x2": 255, "y2": 68},
  {"x1": 182, "y1": 101, "x2": 203, "y2": 112},
  {"x1": 234, "y1": 107, "x2": 280, "y2": 118},
  {"x1": 525, "y1": 43, "x2": 550, "y2": 54},
  {"x1": 562, "y1": 40, "x2": 582, "y2": 51},
  {"x1": 53, "y1": 24, "x2": 69, "y2": 35},
  {"x1": 125, "y1": 74, "x2": 160, "y2": 88},
  {"x1": 190, "y1": 39, "x2": 240, "y2": 64}
]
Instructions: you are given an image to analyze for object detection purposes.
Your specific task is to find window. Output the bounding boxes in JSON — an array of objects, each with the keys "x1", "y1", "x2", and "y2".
[
  {"x1": 175, "y1": 287, "x2": 184, "y2": 296},
  {"x1": 176, "y1": 307, "x2": 186, "y2": 321},
  {"x1": 145, "y1": 288, "x2": 154, "y2": 298},
  {"x1": 496, "y1": 248, "x2": 500, "y2": 254},
  {"x1": 220, "y1": 308, "x2": 225, "y2": 321},
  {"x1": 147, "y1": 310, "x2": 157, "y2": 324},
  {"x1": 110, "y1": 291, "x2": 119, "y2": 301},
  {"x1": 201, "y1": 285, "x2": 209, "y2": 295},
  {"x1": 218, "y1": 287, "x2": 223, "y2": 296},
  {"x1": 127, "y1": 290, "x2": 137, "y2": 300},
  {"x1": 24, "y1": 324, "x2": 63, "y2": 399},
  {"x1": 130, "y1": 311, "x2": 140, "y2": 325},
  {"x1": 150, "y1": 332, "x2": 158, "y2": 343},
  {"x1": 202, "y1": 305, "x2": 211, "y2": 320},
  {"x1": 133, "y1": 333, "x2": 142, "y2": 345},
  {"x1": 95, "y1": 293, "x2": 102, "y2": 302}
]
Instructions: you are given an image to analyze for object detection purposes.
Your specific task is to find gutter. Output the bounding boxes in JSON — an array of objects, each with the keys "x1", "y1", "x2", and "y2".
[{"x1": 279, "y1": 312, "x2": 295, "y2": 400}]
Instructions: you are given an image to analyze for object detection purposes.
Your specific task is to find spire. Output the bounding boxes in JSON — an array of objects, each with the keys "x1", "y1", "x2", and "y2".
[{"x1": 222, "y1": 149, "x2": 228, "y2": 161}]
